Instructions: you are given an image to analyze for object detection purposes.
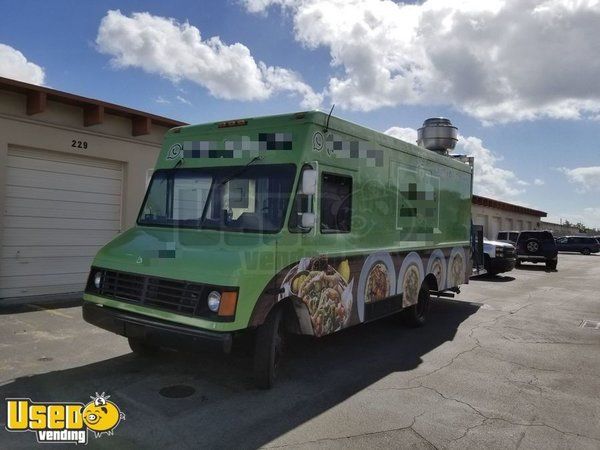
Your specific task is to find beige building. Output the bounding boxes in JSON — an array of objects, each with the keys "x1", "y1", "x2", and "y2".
[
  {"x1": 472, "y1": 195, "x2": 547, "y2": 240},
  {"x1": 0, "y1": 77, "x2": 184, "y2": 300},
  {"x1": 540, "y1": 221, "x2": 586, "y2": 237}
]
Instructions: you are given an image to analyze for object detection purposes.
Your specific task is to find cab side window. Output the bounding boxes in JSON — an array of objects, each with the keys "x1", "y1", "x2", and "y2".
[{"x1": 320, "y1": 173, "x2": 352, "y2": 233}]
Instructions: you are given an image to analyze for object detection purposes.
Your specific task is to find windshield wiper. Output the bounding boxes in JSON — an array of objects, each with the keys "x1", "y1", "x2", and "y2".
[{"x1": 220, "y1": 156, "x2": 263, "y2": 185}]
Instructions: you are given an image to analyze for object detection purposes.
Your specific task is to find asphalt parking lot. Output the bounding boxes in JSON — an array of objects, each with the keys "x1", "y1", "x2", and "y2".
[{"x1": 1, "y1": 253, "x2": 599, "y2": 449}]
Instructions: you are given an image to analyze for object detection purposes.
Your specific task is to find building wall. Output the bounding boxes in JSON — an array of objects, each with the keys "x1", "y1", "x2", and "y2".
[
  {"x1": 472, "y1": 203, "x2": 543, "y2": 239},
  {"x1": 0, "y1": 89, "x2": 166, "y2": 232},
  {"x1": 0, "y1": 89, "x2": 170, "y2": 299},
  {"x1": 540, "y1": 221, "x2": 585, "y2": 237}
]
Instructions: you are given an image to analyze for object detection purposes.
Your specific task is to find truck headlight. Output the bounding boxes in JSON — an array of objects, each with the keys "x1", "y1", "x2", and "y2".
[
  {"x1": 207, "y1": 291, "x2": 221, "y2": 312},
  {"x1": 94, "y1": 272, "x2": 102, "y2": 289}
]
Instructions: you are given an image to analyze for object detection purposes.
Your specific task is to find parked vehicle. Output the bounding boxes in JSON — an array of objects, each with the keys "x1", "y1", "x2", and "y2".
[
  {"x1": 82, "y1": 112, "x2": 474, "y2": 388},
  {"x1": 555, "y1": 236, "x2": 600, "y2": 255},
  {"x1": 483, "y1": 239, "x2": 516, "y2": 275},
  {"x1": 515, "y1": 231, "x2": 558, "y2": 270},
  {"x1": 496, "y1": 231, "x2": 520, "y2": 245}
]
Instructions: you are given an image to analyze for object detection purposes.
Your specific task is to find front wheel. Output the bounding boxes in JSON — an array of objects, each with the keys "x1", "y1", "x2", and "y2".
[
  {"x1": 403, "y1": 284, "x2": 431, "y2": 328},
  {"x1": 253, "y1": 307, "x2": 285, "y2": 389},
  {"x1": 546, "y1": 259, "x2": 557, "y2": 270},
  {"x1": 582, "y1": 248, "x2": 591, "y2": 255}
]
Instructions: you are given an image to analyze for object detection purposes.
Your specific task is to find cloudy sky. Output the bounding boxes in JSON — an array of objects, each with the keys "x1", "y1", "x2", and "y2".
[{"x1": 1, "y1": 0, "x2": 599, "y2": 227}]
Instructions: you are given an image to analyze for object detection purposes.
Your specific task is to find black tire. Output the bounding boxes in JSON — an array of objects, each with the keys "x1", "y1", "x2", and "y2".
[
  {"x1": 484, "y1": 255, "x2": 499, "y2": 275},
  {"x1": 483, "y1": 254, "x2": 491, "y2": 273},
  {"x1": 128, "y1": 337, "x2": 158, "y2": 356},
  {"x1": 253, "y1": 307, "x2": 285, "y2": 389},
  {"x1": 546, "y1": 260, "x2": 557, "y2": 270},
  {"x1": 582, "y1": 248, "x2": 591, "y2": 255},
  {"x1": 515, "y1": 259, "x2": 522, "y2": 267},
  {"x1": 403, "y1": 284, "x2": 431, "y2": 328}
]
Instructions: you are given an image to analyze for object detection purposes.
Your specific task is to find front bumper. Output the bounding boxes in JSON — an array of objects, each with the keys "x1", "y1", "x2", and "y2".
[
  {"x1": 82, "y1": 302, "x2": 233, "y2": 353},
  {"x1": 517, "y1": 254, "x2": 557, "y2": 263}
]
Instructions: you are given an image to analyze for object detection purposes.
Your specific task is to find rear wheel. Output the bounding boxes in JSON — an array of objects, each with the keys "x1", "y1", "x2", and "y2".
[
  {"x1": 582, "y1": 248, "x2": 591, "y2": 255},
  {"x1": 546, "y1": 259, "x2": 557, "y2": 270},
  {"x1": 128, "y1": 337, "x2": 158, "y2": 356},
  {"x1": 254, "y1": 307, "x2": 285, "y2": 389},
  {"x1": 515, "y1": 259, "x2": 522, "y2": 267},
  {"x1": 403, "y1": 283, "x2": 431, "y2": 328}
]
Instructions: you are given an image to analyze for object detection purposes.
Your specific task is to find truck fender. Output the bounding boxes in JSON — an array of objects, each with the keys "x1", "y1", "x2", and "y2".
[{"x1": 248, "y1": 291, "x2": 310, "y2": 335}]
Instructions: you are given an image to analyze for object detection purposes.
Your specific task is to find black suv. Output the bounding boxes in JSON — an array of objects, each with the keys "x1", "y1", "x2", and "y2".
[
  {"x1": 555, "y1": 236, "x2": 600, "y2": 255},
  {"x1": 515, "y1": 231, "x2": 558, "y2": 270}
]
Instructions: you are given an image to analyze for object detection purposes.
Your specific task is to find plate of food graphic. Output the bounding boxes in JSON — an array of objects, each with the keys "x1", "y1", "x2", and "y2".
[
  {"x1": 426, "y1": 249, "x2": 447, "y2": 292},
  {"x1": 397, "y1": 252, "x2": 425, "y2": 308},
  {"x1": 357, "y1": 252, "x2": 396, "y2": 322},
  {"x1": 447, "y1": 247, "x2": 466, "y2": 289},
  {"x1": 281, "y1": 256, "x2": 354, "y2": 337}
]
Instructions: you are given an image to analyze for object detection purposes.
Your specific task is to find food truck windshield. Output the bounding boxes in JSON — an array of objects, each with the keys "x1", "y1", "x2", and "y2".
[{"x1": 137, "y1": 164, "x2": 296, "y2": 233}]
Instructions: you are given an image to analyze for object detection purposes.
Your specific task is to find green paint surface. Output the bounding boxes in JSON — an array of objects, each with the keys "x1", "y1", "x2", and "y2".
[{"x1": 85, "y1": 111, "x2": 473, "y2": 332}]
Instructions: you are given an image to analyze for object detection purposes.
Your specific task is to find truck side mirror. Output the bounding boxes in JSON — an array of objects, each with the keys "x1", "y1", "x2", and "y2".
[
  {"x1": 301, "y1": 212, "x2": 316, "y2": 228},
  {"x1": 301, "y1": 170, "x2": 317, "y2": 195}
]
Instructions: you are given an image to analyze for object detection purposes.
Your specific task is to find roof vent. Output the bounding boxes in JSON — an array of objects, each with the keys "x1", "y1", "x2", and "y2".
[{"x1": 417, "y1": 117, "x2": 458, "y2": 155}]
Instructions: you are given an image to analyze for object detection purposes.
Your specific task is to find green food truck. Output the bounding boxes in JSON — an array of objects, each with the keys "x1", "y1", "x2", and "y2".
[{"x1": 82, "y1": 112, "x2": 473, "y2": 388}]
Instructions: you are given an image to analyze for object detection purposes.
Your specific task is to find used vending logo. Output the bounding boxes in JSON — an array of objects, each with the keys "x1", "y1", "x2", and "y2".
[{"x1": 5, "y1": 392, "x2": 125, "y2": 444}]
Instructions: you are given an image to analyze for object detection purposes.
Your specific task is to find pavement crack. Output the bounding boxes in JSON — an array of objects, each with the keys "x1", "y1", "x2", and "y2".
[
  {"x1": 482, "y1": 350, "x2": 560, "y2": 373},
  {"x1": 262, "y1": 413, "x2": 427, "y2": 448},
  {"x1": 406, "y1": 344, "x2": 481, "y2": 384},
  {"x1": 402, "y1": 383, "x2": 600, "y2": 445}
]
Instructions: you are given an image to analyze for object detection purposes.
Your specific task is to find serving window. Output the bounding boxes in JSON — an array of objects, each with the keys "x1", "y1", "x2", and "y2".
[{"x1": 320, "y1": 173, "x2": 352, "y2": 233}]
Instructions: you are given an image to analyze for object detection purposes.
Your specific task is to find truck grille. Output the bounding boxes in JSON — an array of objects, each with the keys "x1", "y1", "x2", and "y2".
[
  {"x1": 85, "y1": 268, "x2": 229, "y2": 320},
  {"x1": 503, "y1": 247, "x2": 515, "y2": 258}
]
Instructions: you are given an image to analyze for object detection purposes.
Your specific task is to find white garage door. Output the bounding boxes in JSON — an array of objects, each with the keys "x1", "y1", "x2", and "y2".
[{"x1": 1, "y1": 147, "x2": 122, "y2": 299}]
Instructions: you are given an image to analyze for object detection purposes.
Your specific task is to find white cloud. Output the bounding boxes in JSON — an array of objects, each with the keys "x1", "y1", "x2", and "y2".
[
  {"x1": 96, "y1": 10, "x2": 322, "y2": 108},
  {"x1": 534, "y1": 178, "x2": 545, "y2": 186},
  {"x1": 559, "y1": 166, "x2": 600, "y2": 192},
  {"x1": 548, "y1": 207, "x2": 600, "y2": 229},
  {"x1": 244, "y1": 0, "x2": 600, "y2": 123},
  {"x1": 383, "y1": 127, "x2": 417, "y2": 145},
  {"x1": 385, "y1": 126, "x2": 527, "y2": 200},
  {"x1": 0, "y1": 43, "x2": 45, "y2": 85},
  {"x1": 155, "y1": 96, "x2": 170, "y2": 104},
  {"x1": 176, "y1": 95, "x2": 191, "y2": 105}
]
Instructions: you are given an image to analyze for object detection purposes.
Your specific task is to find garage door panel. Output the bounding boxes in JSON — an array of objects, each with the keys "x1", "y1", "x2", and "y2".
[
  {"x1": 1, "y1": 257, "x2": 94, "y2": 277},
  {"x1": 5, "y1": 216, "x2": 120, "y2": 231},
  {"x1": 6, "y1": 200, "x2": 121, "y2": 221},
  {"x1": 1, "y1": 147, "x2": 123, "y2": 299},
  {"x1": 7, "y1": 185, "x2": 120, "y2": 205},
  {"x1": 10, "y1": 146, "x2": 122, "y2": 170},
  {"x1": 7, "y1": 155, "x2": 122, "y2": 180},
  {"x1": 1, "y1": 245, "x2": 102, "y2": 259},
  {"x1": 4, "y1": 229, "x2": 118, "y2": 246},
  {"x1": 7, "y1": 167, "x2": 122, "y2": 195},
  {"x1": 0, "y1": 272, "x2": 88, "y2": 290},
  {"x1": 0, "y1": 284, "x2": 84, "y2": 298}
]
